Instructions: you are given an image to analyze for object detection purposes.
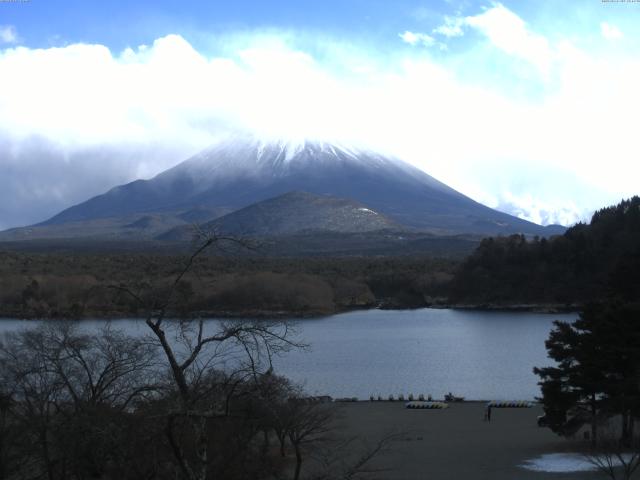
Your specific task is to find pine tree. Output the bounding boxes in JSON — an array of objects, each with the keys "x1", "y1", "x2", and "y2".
[{"x1": 534, "y1": 302, "x2": 640, "y2": 446}]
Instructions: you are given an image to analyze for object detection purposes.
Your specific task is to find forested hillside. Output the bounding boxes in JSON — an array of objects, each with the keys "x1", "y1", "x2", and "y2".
[{"x1": 450, "y1": 197, "x2": 640, "y2": 306}]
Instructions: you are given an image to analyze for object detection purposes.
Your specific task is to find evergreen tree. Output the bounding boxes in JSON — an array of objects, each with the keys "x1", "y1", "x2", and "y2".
[{"x1": 534, "y1": 302, "x2": 640, "y2": 446}]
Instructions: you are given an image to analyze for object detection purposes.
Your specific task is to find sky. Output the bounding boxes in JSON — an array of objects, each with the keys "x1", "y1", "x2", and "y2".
[{"x1": 1, "y1": 0, "x2": 639, "y2": 230}]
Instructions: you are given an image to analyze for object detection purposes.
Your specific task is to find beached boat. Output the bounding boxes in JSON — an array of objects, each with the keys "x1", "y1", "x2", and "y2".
[{"x1": 444, "y1": 392, "x2": 465, "y2": 402}]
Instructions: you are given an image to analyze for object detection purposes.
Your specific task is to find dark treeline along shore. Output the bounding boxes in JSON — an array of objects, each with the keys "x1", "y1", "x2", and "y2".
[
  {"x1": 1, "y1": 197, "x2": 639, "y2": 320},
  {"x1": 0, "y1": 253, "x2": 456, "y2": 319}
]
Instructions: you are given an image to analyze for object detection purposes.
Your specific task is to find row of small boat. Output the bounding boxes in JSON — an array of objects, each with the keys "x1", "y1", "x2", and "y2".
[{"x1": 405, "y1": 400, "x2": 533, "y2": 409}]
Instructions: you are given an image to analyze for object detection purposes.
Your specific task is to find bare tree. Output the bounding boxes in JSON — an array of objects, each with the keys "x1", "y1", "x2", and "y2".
[
  {"x1": 285, "y1": 399, "x2": 336, "y2": 480},
  {"x1": 0, "y1": 391, "x2": 23, "y2": 480},
  {"x1": 584, "y1": 426, "x2": 640, "y2": 480},
  {"x1": 0, "y1": 322, "x2": 159, "y2": 480},
  {"x1": 111, "y1": 231, "x2": 302, "y2": 480},
  {"x1": 310, "y1": 432, "x2": 400, "y2": 480}
]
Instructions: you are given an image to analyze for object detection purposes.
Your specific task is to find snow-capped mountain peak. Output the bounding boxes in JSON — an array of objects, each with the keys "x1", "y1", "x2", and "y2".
[{"x1": 32, "y1": 133, "x2": 563, "y2": 237}]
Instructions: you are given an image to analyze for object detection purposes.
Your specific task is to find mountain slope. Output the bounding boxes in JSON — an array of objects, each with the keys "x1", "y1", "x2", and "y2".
[
  {"x1": 160, "y1": 191, "x2": 401, "y2": 240},
  {"x1": 8, "y1": 136, "x2": 564, "y2": 239}
]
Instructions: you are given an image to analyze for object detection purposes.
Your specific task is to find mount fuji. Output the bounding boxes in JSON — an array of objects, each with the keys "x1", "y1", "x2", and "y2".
[{"x1": 0, "y1": 136, "x2": 564, "y2": 247}]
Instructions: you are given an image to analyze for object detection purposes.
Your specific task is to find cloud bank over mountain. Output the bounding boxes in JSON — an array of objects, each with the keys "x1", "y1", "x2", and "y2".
[{"x1": 0, "y1": 2, "x2": 637, "y2": 229}]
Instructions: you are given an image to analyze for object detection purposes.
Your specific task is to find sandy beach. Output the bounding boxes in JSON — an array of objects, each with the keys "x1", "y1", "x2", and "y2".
[{"x1": 324, "y1": 402, "x2": 600, "y2": 480}]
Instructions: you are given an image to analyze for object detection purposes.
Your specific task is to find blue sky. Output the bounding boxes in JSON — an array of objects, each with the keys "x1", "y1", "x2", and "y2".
[
  {"x1": 1, "y1": 0, "x2": 639, "y2": 229},
  {"x1": 5, "y1": 0, "x2": 424, "y2": 51},
  {"x1": 5, "y1": 1, "x2": 637, "y2": 53}
]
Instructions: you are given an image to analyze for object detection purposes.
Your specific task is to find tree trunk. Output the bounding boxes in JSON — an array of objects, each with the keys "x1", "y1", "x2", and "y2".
[
  {"x1": 146, "y1": 320, "x2": 190, "y2": 398},
  {"x1": 621, "y1": 410, "x2": 632, "y2": 447},
  {"x1": 165, "y1": 415, "x2": 194, "y2": 480},
  {"x1": 262, "y1": 429, "x2": 270, "y2": 456},
  {"x1": 590, "y1": 395, "x2": 598, "y2": 448},
  {"x1": 40, "y1": 427, "x2": 55, "y2": 480},
  {"x1": 194, "y1": 416, "x2": 208, "y2": 480},
  {"x1": 293, "y1": 443, "x2": 302, "y2": 480}
]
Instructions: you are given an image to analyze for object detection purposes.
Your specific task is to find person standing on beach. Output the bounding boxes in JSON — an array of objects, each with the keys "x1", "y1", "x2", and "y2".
[{"x1": 484, "y1": 404, "x2": 492, "y2": 422}]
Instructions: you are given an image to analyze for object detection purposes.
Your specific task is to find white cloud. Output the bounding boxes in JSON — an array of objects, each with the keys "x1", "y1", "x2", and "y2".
[
  {"x1": 431, "y1": 4, "x2": 555, "y2": 74},
  {"x1": 496, "y1": 192, "x2": 588, "y2": 227},
  {"x1": 399, "y1": 31, "x2": 436, "y2": 47},
  {"x1": 464, "y1": 3, "x2": 553, "y2": 74},
  {"x1": 0, "y1": 25, "x2": 18, "y2": 44},
  {"x1": 432, "y1": 16, "x2": 465, "y2": 38},
  {"x1": 601, "y1": 22, "x2": 623, "y2": 40},
  {"x1": 0, "y1": 20, "x2": 639, "y2": 228}
]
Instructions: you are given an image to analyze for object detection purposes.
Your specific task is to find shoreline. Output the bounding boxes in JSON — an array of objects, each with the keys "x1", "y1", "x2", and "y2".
[
  {"x1": 427, "y1": 302, "x2": 580, "y2": 314},
  {"x1": 0, "y1": 302, "x2": 580, "y2": 321}
]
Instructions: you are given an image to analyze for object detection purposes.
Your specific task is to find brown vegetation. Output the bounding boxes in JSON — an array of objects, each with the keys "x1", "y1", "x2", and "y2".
[{"x1": 0, "y1": 252, "x2": 455, "y2": 319}]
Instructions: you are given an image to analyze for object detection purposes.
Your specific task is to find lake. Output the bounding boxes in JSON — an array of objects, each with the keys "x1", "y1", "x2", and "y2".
[{"x1": 0, "y1": 308, "x2": 576, "y2": 401}]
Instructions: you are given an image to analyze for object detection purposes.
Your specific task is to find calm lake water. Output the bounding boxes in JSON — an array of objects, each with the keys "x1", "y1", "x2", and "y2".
[{"x1": 0, "y1": 308, "x2": 576, "y2": 401}]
